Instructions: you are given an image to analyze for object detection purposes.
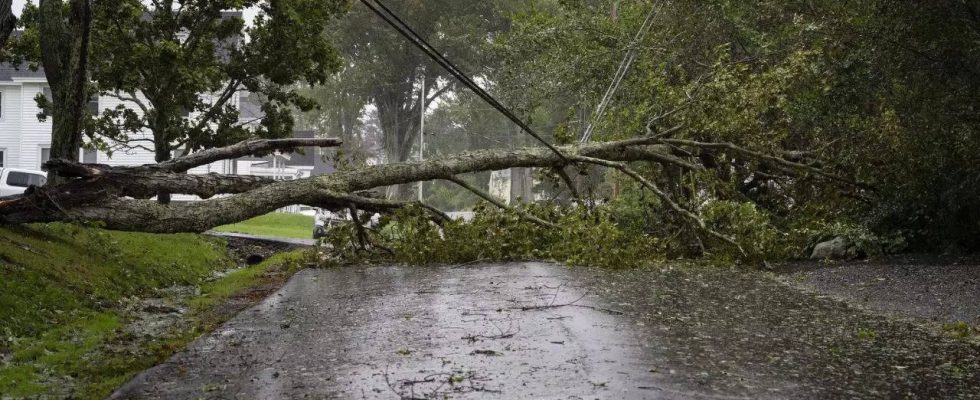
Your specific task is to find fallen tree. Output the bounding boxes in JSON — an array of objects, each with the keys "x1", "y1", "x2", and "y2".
[{"x1": 0, "y1": 129, "x2": 861, "y2": 253}]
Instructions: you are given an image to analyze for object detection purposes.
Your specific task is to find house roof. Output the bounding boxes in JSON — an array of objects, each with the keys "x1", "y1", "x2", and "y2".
[{"x1": 0, "y1": 63, "x2": 46, "y2": 82}]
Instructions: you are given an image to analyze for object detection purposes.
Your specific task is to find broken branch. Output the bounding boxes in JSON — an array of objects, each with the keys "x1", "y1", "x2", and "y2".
[
  {"x1": 445, "y1": 176, "x2": 558, "y2": 229},
  {"x1": 571, "y1": 155, "x2": 746, "y2": 256},
  {"x1": 157, "y1": 137, "x2": 343, "y2": 172}
]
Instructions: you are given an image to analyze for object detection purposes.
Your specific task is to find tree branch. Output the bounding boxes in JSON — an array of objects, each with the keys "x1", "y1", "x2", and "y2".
[
  {"x1": 189, "y1": 79, "x2": 241, "y2": 136},
  {"x1": 0, "y1": 135, "x2": 828, "y2": 237},
  {"x1": 555, "y1": 167, "x2": 581, "y2": 200},
  {"x1": 660, "y1": 138, "x2": 871, "y2": 191},
  {"x1": 157, "y1": 137, "x2": 342, "y2": 172},
  {"x1": 42, "y1": 159, "x2": 275, "y2": 199},
  {"x1": 104, "y1": 91, "x2": 151, "y2": 114},
  {"x1": 425, "y1": 83, "x2": 452, "y2": 106},
  {"x1": 445, "y1": 176, "x2": 558, "y2": 229},
  {"x1": 570, "y1": 155, "x2": 745, "y2": 256}
]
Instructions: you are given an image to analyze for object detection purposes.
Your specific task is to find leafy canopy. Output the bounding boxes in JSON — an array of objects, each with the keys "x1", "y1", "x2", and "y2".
[{"x1": 85, "y1": 0, "x2": 349, "y2": 156}]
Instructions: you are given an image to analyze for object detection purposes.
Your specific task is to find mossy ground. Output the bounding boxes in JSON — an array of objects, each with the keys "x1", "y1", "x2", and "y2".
[
  {"x1": 0, "y1": 223, "x2": 310, "y2": 398},
  {"x1": 213, "y1": 212, "x2": 315, "y2": 240}
]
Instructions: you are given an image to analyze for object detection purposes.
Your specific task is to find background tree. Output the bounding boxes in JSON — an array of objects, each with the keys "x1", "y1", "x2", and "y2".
[
  {"x1": 38, "y1": 0, "x2": 91, "y2": 185},
  {"x1": 0, "y1": 0, "x2": 16, "y2": 48},
  {"x1": 1, "y1": 1, "x2": 93, "y2": 186},
  {"x1": 86, "y1": 0, "x2": 348, "y2": 201},
  {"x1": 298, "y1": 72, "x2": 378, "y2": 168},
  {"x1": 494, "y1": 0, "x2": 980, "y2": 252},
  {"x1": 309, "y1": 0, "x2": 516, "y2": 199}
]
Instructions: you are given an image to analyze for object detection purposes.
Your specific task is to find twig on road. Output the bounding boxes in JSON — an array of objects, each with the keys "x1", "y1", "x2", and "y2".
[
  {"x1": 513, "y1": 285, "x2": 625, "y2": 315},
  {"x1": 384, "y1": 366, "x2": 502, "y2": 399}
]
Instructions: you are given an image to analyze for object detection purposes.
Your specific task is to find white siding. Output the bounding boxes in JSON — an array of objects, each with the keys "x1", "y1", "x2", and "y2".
[
  {"x1": 0, "y1": 84, "x2": 24, "y2": 168},
  {"x1": 17, "y1": 83, "x2": 51, "y2": 170},
  {"x1": 96, "y1": 90, "x2": 238, "y2": 174},
  {"x1": 0, "y1": 81, "x2": 255, "y2": 179},
  {"x1": 97, "y1": 92, "x2": 158, "y2": 167}
]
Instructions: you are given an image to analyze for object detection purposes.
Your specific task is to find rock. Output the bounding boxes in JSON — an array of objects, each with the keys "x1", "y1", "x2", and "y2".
[
  {"x1": 810, "y1": 237, "x2": 858, "y2": 260},
  {"x1": 141, "y1": 298, "x2": 184, "y2": 314},
  {"x1": 159, "y1": 285, "x2": 202, "y2": 297}
]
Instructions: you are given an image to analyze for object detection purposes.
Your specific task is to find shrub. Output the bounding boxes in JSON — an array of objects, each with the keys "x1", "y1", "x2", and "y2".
[{"x1": 321, "y1": 204, "x2": 665, "y2": 268}]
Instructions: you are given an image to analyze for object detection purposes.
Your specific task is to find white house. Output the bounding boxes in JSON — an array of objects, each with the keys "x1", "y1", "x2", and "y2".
[
  {"x1": 0, "y1": 64, "x2": 56, "y2": 171},
  {"x1": 0, "y1": 63, "x2": 327, "y2": 203},
  {"x1": 0, "y1": 63, "x2": 238, "y2": 172}
]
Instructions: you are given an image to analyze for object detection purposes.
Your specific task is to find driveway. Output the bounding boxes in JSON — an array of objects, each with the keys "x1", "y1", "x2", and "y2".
[{"x1": 112, "y1": 262, "x2": 980, "y2": 399}]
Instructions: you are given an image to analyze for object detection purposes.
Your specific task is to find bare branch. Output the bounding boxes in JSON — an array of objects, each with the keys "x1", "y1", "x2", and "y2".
[
  {"x1": 445, "y1": 176, "x2": 558, "y2": 229},
  {"x1": 157, "y1": 137, "x2": 343, "y2": 172},
  {"x1": 660, "y1": 138, "x2": 872, "y2": 190},
  {"x1": 104, "y1": 91, "x2": 151, "y2": 114},
  {"x1": 189, "y1": 79, "x2": 241, "y2": 136},
  {"x1": 570, "y1": 155, "x2": 745, "y2": 255},
  {"x1": 425, "y1": 83, "x2": 451, "y2": 106}
]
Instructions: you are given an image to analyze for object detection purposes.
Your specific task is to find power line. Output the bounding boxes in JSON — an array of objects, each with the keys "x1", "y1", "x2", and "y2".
[
  {"x1": 580, "y1": 3, "x2": 661, "y2": 144},
  {"x1": 359, "y1": 0, "x2": 569, "y2": 162}
]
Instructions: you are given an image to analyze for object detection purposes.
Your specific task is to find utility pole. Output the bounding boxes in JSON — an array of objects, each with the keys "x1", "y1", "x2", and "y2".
[{"x1": 418, "y1": 77, "x2": 426, "y2": 203}]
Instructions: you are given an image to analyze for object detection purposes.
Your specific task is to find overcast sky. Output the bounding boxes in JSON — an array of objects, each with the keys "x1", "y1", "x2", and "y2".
[{"x1": 11, "y1": 0, "x2": 24, "y2": 16}]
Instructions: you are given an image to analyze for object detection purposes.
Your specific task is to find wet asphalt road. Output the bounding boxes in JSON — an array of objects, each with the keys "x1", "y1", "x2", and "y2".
[{"x1": 112, "y1": 262, "x2": 980, "y2": 399}]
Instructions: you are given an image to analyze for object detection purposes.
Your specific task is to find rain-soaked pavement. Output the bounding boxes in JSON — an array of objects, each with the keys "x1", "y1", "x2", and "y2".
[{"x1": 113, "y1": 262, "x2": 980, "y2": 399}]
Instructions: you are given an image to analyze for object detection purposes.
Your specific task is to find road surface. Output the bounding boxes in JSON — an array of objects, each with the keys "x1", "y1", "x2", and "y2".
[{"x1": 112, "y1": 262, "x2": 979, "y2": 399}]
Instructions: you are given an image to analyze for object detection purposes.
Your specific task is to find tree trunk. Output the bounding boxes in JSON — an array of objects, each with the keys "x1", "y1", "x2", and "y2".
[
  {"x1": 40, "y1": 0, "x2": 91, "y2": 185},
  {"x1": 379, "y1": 107, "x2": 417, "y2": 200},
  {"x1": 155, "y1": 140, "x2": 173, "y2": 204},
  {"x1": 0, "y1": 0, "x2": 16, "y2": 49}
]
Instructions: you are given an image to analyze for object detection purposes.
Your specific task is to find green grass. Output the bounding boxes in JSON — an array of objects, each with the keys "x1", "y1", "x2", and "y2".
[
  {"x1": 189, "y1": 250, "x2": 309, "y2": 311},
  {"x1": 213, "y1": 212, "x2": 315, "y2": 240},
  {"x1": 0, "y1": 223, "x2": 231, "y2": 338},
  {"x1": 0, "y1": 223, "x2": 310, "y2": 399}
]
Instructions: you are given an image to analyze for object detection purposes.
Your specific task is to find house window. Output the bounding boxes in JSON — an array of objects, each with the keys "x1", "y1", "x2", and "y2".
[
  {"x1": 0, "y1": 149, "x2": 5, "y2": 168},
  {"x1": 87, "y1": 96, "x2": 99, "y2": 115},
  {"x1": 40, "y1": 147, "x2": 51, "y2": 167},
  {"x1": 82, "y1": 148, "x2": 98, "y2": 164}
]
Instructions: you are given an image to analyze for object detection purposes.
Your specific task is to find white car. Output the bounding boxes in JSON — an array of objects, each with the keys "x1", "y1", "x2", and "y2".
[{"x1": 0, "y1": 168, "x2": 47, "y2": 197}]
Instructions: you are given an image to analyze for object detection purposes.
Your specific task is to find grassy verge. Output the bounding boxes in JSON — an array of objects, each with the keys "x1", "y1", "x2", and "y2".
[
  {"x1": 0, "y1": 223, "x2": 311, "y2": 398},
  {"x1": 213, "y1": 212, "x2": 315, "y2": 240}
]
